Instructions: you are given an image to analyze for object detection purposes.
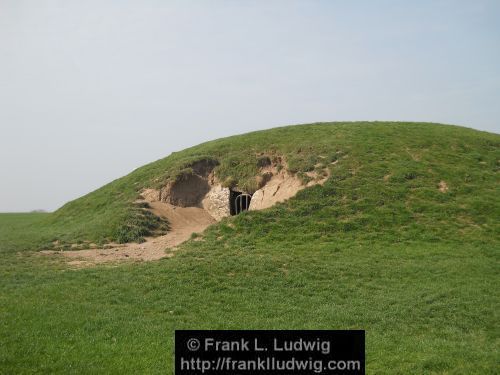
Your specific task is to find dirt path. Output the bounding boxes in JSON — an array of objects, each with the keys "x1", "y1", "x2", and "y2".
[{"x1": 41, "y1": 202, "x2": 215, "y2": 267}]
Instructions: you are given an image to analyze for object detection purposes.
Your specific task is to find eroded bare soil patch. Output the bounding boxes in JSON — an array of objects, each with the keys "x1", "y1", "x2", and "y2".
[{"x1": 40, "y1": 203, "x2": 215, "y2": 268}]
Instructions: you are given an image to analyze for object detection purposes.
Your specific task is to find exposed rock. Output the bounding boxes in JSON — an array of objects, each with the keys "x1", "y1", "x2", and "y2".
[
  {"x1": 249, "y1": 170, "x2": 304, "y2": 211},
  {"x1": 202, "y1": 184, "x2": 231, "y2": 221},
  {"x1": 250, "y1": 166, "x2": 330, "y2": 210}
]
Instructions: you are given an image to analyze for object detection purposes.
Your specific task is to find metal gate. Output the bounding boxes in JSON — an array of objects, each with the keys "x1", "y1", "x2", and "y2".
[{"x1": 234, "y1": 194, "x2": 252, "y2": 214}]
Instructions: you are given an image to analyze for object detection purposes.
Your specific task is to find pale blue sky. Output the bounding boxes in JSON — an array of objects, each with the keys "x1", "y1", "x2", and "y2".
[{"x1": 0, "y1": 0, "x2": 499, "y2": 212}]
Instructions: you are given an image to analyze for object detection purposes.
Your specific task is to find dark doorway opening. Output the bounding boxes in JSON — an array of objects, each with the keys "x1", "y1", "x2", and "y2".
[{"x1": 230, "y1": 190, "x2": 252, "y2": 215}]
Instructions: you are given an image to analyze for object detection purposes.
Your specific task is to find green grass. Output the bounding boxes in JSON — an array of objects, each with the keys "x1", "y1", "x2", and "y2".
[
  {"x1": 9, "y1": 121, "x2": 500, "y2": 248},
  {"x1": 1, "y1": 122, "x2": 499, "y2": 373}
]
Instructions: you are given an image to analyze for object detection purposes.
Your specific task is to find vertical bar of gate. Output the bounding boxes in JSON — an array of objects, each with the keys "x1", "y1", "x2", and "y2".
[{"x1": 234, "y1": 194, "x2": 251, "y2": 215}]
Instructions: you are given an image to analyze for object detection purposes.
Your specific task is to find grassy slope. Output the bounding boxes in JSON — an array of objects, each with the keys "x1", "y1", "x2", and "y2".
[
  {"x1": 10, "y1": 121, "x2": 500, "y2": 249},
  {"x1": 1, "y1": 122, "x2": 499, "y2": 373}
]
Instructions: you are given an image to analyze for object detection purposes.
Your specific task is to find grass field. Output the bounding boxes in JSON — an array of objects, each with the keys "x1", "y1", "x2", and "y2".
[{"x1": 1, "y1": 122, "x2": 499, "y2": 373}]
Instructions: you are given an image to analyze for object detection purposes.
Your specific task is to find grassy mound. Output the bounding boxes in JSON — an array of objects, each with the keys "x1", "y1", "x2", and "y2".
[
  {"x1": 18, "y1": 121, "x2": 500, "y2": 249},
  {"x1": 1, "y1": 122, "x2": 499, "y2": 373}
]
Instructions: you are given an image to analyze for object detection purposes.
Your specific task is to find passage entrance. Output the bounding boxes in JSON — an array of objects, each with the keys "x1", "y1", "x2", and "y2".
[{"x1": 230, "y1": 190, "x2": 252, "y2": 215}]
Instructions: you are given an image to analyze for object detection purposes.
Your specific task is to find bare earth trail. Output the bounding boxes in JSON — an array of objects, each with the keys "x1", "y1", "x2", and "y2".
[{"x1": 41, "y1": 202, "x2": 215, "y2": 267}]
